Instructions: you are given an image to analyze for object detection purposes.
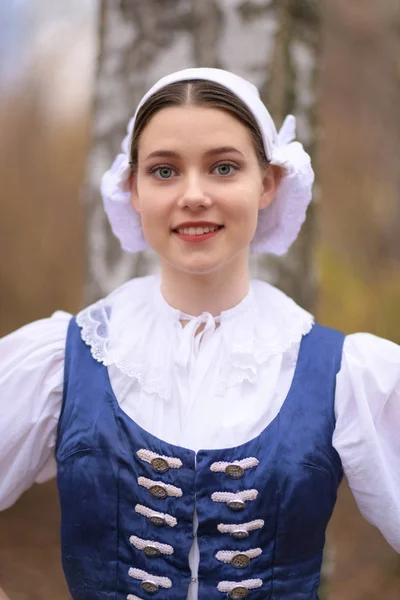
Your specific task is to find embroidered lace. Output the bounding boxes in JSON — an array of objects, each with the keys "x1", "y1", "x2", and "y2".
[{"x1": 76, "y1": 276, "x2": 314, "y2": 400}]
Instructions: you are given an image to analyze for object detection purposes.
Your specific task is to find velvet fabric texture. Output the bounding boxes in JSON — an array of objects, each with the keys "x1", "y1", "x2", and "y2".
[{"x1": 56, "y1": 318, "x2": 344, "y2": 600}]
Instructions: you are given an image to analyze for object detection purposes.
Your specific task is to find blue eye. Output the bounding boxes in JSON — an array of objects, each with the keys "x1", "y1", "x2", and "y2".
[
  {"x1": 213, "y1": 163, "x2": 237, "y2": 176},
  {"x1": 156, "y1": 166, "x2": 174, "y2": 179}
]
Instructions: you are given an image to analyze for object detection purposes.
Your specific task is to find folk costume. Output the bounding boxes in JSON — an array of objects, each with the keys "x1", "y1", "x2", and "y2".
[{"x1": 0, "y1": 69, "x2": 399, "y2": 600}]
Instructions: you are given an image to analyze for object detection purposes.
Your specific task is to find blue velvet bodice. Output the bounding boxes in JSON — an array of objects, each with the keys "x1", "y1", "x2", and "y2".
[{"x1": 56, "y1": 318, "x2": 344, "y2": 600}]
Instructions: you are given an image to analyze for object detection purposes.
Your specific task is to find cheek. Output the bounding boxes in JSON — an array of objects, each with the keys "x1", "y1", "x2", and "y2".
[
  {"x1": 136, "y1": 183, "x2": 169, "y2": 219},
  {"x1": 227, "y1": 183, "x2": 261, "y2": 220}
]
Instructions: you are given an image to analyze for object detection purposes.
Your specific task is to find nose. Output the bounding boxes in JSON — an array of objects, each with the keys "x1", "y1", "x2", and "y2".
[{"x1": 177, "y1": 171, "x2": 212, "y2": 210}]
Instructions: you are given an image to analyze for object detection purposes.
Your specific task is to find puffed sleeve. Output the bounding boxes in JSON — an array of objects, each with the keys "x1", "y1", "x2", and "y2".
[
  {"x1": 0, "y1": 311, "x2": 71, "y2": 511},
  {"x1": 333, "y1": 333, "x2": 400, "y2": 551}
]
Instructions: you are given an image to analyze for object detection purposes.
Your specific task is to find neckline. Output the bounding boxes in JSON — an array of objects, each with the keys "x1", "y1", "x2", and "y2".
[
  {"x1": 102, "y1": 321, "x2": 315, "y2": 457},
  {"x1": 151, "y1": 275, "x2": 254, "y2": 325},
  {"x1": 77, "y1": 275, "x2": 315, "y2": 400}
]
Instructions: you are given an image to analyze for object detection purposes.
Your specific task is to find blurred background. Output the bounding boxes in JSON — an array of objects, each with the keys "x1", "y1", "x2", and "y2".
[{"x1": 0, "y1": 0, "x2": 400, "y2": 598}]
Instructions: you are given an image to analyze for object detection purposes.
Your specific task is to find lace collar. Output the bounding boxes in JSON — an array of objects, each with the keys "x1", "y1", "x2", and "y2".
[{"x1": 76, "y1": 275, "x2": 314, "y2": 399}]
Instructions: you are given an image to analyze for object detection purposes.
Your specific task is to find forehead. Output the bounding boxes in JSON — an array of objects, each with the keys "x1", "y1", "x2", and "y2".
[{"x1": 138, "y1": 105, "x2": 254, "y2": 153}]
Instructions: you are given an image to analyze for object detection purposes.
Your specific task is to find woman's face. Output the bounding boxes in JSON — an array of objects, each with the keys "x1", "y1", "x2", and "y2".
[{"x1": 131, "y1": 105, "x2": 279, "y2": 276}]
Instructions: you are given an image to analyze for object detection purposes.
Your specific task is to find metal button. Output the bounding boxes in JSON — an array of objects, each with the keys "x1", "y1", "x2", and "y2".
[
  {"x1": 227, "y1": 499, "x2": 246, "y2": 511},
  {"x1": 229, "y1": 586, "x2": 248, "y2": 599},
  {"x1": 148, "y1": 515, "x2": 166, "y2": 527},
  {"x1": 143, "y1": 545, "x2": 161, "y2": 558},
  {"x1": 149, "y1": 484, "x2": 167, "y2": 499},
  {"x1": 231, "y1": 553, "x2": 250, "y2": 569},
  {"x1": 231, "y1": 529, "x2": 249, "y2": 540},
  {"x1": 151, "y1": 457, "x2": 169, "y2": 474},
  {"x1": 141, "y1": 580, "x2": 159, "y2": 594},
  {"x1": 225, "y1": 464, "x2": 244, "y2": 479}
]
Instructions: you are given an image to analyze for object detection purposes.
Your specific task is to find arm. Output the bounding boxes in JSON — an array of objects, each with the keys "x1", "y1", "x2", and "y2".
[
  {"x1": 0, "y1": 588, "x2": 10, "y2": 600},
  {"x1": 333, "y1": 332, "x2": 400, "y2": 551},
  {"x1": 0, "y1": 312, "x2": 70, "y2": 510}
]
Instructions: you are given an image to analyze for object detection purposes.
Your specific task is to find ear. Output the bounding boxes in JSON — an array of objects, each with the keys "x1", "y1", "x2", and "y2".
[
  {"x1": 129, "y1": 171, "x2": 141, "y2": 213},
  {"x1": 259, "y1": 164, "x2": 283, "y2": 210}
]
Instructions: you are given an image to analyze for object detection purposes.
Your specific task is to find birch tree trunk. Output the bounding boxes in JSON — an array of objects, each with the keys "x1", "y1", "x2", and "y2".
[
  {"x1": 85, "y1": 0, "x2": 319, "y2": 311},
  {"x1": 84, "y1": 0, "x2": 328, "y2": 594}
]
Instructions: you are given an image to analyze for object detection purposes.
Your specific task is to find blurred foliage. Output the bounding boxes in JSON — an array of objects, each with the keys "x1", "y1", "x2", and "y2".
[
  {"x1": 317, "y1": 244, "x2": 400, "y2": 343},
  {"x1": 0, "y1": 86, "x2": 87, "y2": 336}
]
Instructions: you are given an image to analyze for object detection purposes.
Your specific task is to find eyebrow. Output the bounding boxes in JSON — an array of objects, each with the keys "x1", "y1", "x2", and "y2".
[{"x1": 144, "y1": 146, "x2": 245, "y2": 160}]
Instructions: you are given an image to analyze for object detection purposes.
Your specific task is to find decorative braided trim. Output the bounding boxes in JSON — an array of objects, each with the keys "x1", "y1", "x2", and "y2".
[
  {"x1": 215, "y1": 548, "x2": 262, "y2": 563},
  {"x1": 128, "y1": 568, "x2": 172, "y2": 589},
  {"x1": 138, "y1": 477, "x2": 183, "y2": 498},
  {"x1": 136, "y1": 449, "x2": 183, "y2": 469},
  {"x1": 129, "y1": 535, "x2": 174, "y2": 555},
  {"x1": 211, "y1": 490, "x2": 258, "y2": 504},
  {"x1": 217, "y1": 519, "x2": 264, "y2": 534},
  {"x1": 127, "y1": 595, "x2": 144, "y2": 600},
  {"x1": 135, "y1": 504, "x2": 177, "y2": 527},
  {"x1": 217, "y1": 579, "x2": 263, "y2": 593},
  {"x1": 210, "y1": 458, "x2": 259, "y2": 473}
]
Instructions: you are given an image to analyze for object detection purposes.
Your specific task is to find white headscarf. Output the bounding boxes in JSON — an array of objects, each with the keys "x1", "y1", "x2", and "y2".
[{"x1": 101, "y1": 68, "x2": 314, "y2": 255}]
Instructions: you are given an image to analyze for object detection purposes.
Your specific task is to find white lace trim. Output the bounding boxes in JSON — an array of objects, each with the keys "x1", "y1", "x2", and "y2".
[
  {"x1": 76, "y1": 275, "x2": 314, "y2": 400},
  {"x1": 76, "y1": 281, "x2": 172, "y2": 400}
]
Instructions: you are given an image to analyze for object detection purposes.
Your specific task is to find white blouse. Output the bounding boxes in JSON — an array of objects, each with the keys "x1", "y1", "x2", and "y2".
[{"x1": 0, "y1": 275, "x2": 399, "y2": 591}]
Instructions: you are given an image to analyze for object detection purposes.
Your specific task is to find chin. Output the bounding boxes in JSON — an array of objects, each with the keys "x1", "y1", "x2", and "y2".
[
  {"x1": 167, "y1": 255, "x2": 228, "y2": 276},
  {"x1": 178, "y1": 261, "x2": 223, "y2": 276},
  {"x1": 161, "y1": 246, "x2": 250, "y2": 277}
]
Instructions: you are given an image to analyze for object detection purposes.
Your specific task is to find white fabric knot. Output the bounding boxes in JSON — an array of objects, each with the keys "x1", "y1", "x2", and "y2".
[
  {"x1": 270, "y1": 115, "x2": 310, "y2": 176},
  {"x1": 277, "y1": 114, "x2": 296, "y2": 146},
  {"x1": 175, "y1": 313, "x2": 218, "y2": 370}
]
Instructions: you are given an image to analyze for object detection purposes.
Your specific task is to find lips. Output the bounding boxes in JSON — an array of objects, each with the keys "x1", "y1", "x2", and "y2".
[
  {"x1": 172, "y1": 222, "x2": 223, "y2": 235},
  {"x1": 172, "y1": 222, "x2": 224, "y2": 243},
  {"x1": 175, "y1": 225, "x2": 222, "y2": 236}
]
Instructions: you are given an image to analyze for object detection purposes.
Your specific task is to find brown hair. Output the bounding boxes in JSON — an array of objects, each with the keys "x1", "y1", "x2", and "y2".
[{"x1": 129, "y1": 80, "x2": 269, "y2": 170}]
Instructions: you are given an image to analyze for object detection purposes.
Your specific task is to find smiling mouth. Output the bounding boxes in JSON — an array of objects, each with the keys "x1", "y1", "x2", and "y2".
[
  {"x1": 171, "y1": 224, "x2": 224, "y2": 243},
  {"x1": 172, "y1": 225, "x2": 223, "y2": 236}
]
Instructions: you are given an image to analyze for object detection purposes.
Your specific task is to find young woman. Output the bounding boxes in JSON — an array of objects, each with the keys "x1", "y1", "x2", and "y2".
[{"x1": 0, "y1": 68, "x2": 399, "y2": 600}]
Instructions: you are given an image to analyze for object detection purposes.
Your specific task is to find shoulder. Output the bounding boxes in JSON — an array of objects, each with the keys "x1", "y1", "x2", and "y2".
[
  {"x1": 342, "y1": 331, "x2": 400, "y2": 391},
  {"x1": 0, "y1": 310, "x2": 71, "y2": 356}
]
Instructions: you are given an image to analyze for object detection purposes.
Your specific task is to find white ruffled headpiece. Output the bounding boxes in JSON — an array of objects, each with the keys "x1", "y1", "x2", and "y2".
[{"x1": 101, "y1": 67, "x2": 315, "y2": 255}]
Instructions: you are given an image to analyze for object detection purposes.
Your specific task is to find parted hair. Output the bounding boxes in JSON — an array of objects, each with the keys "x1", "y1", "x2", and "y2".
[{"x1": 129, "y1": 79, "x2": 269, "y2": 170}]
